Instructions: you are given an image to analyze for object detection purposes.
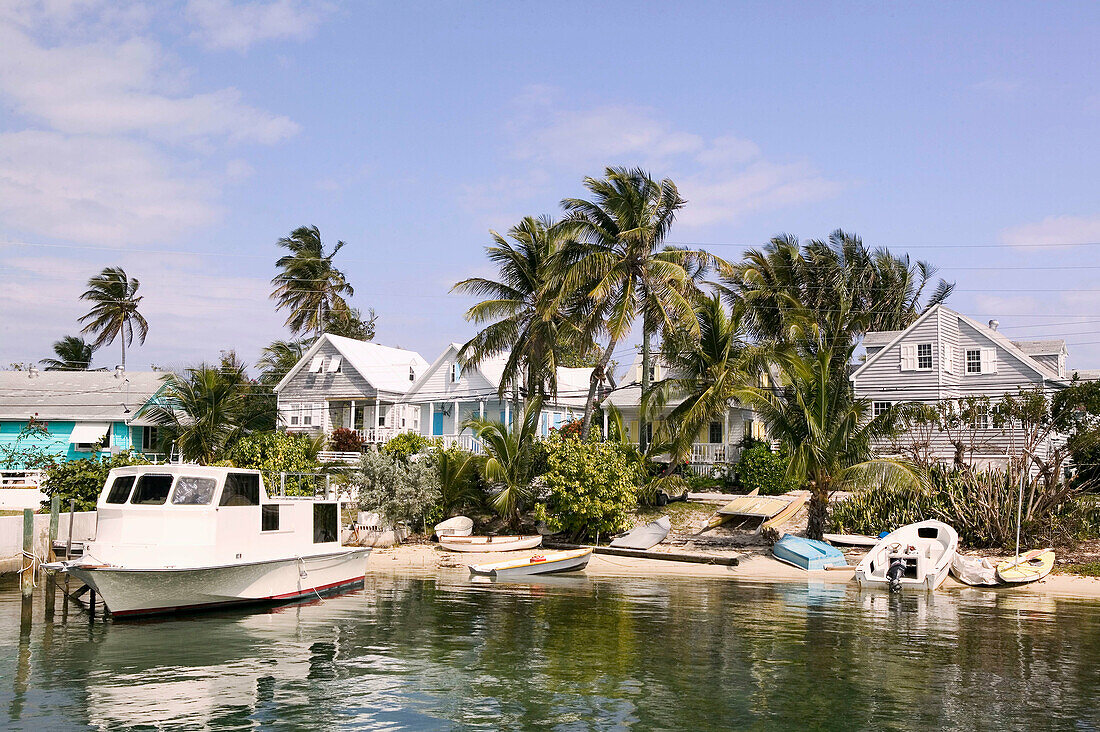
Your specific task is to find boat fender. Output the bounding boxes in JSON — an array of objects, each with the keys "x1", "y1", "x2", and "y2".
[{"x1": 886, "y1": 557, "x2": 906, "y2": 592}]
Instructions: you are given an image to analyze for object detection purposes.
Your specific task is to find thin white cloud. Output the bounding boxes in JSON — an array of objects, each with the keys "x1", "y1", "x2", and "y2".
[
  {"x1": 495, "y1": 89, "x2": 842, "y2": 228},
  {"x1": 0, "y1": 131, "x2": 220, "y2": 245},
  {"x1": 999, "y1": 215, "x2": 1100, "y2": 249},
  {"x1": 186, "y1": 0, "x2": 333, "y2": 52},
  {"x1": 0, "y1": 23, "x2": 298, "y2": 145}
]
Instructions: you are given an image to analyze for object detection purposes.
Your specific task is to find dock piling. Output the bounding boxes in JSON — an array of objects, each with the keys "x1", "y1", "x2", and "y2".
[
  {"x1": 48, "y1": 495, "x2": 60, "y2": 562},
  {"x1": 21, "y1": 509, "x2": 35, "y2": 598}
]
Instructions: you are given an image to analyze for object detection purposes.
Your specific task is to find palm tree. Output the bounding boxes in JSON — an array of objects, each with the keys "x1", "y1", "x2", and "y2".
[
  {"x1": 453, "y1": 216, "x2": 585, "y2": 413},
  {"x1": 270, "y1": 225, "x2": 355, "y2": 337},
  {"x1": 40, "y1": 335, "x2": 96, "y2": 371},
  {"x1": 645, "y1": 294, "x2": 761, "y2": 472},
  {"x1": 732, "y1": 299, "x2": 917, "y2": 539},
  {"x1": 562, "y1": 166, "x2": 724, "y2": 444},
  {"x1": 143, "y1": 363, "x2": 268, "y2": 464},
  {"x1": 78, "y1": 266, "x2": 148, "y2": 370},
  {"x1": 464, "y1": 399, "x2": 543, "y2": 528},
  {"x1": 257, "y1": 338, "x2": 315, "y2": 385},
  {"x1": 726, "y1": 230, "x2": 954, "y2": 350}
]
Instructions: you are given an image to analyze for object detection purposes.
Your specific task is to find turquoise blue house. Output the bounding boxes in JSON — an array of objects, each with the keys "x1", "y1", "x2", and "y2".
[{"x1": 0, "y1": 367, "x2": 168, "y2": 468}]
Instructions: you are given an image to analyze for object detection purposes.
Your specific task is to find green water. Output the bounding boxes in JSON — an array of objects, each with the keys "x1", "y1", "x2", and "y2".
[{"x1": 1, "y1": 572, "x2": 1097, "y2": 730}]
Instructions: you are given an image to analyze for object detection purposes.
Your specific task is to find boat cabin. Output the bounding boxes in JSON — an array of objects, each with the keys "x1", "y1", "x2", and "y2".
[{"x1": 93, "y1": 465, "x2": 343, "y2": 568}]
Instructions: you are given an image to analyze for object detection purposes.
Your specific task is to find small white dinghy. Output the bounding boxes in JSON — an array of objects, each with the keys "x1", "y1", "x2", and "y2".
[
  {"x1": 610, "y1": 516, "x2": 671, "y2": 550},
  {"x1": 470, "y1": 548, "x2": 593, "y2": 579},
  {"x1": 434, "y1": 515, "x2": 474, "y2": 538},
  {"x1": 855, "y1": 520, "x2": 958, "y2": 591},
  {"x1": 951, "y1": 554, "x2": 999, "y2": 586},
  {"x1": 439, "y1": 535, "x2": 543, "y2": 553}
]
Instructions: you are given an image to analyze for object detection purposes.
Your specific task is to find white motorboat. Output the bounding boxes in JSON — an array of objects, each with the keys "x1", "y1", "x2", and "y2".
[
  {"x1": 469, "y1": 548, "x2": 593, "y2": 579},
  {"x1": 434, "y1": 515, "x2": 474, "y2": 538},
  {"x1": 439, "y1": 534, "x2": 542, "y2": 552},
  {"x1": 610, "y1": 516, "x2": 671, "y2": 550},
  {"x1": 43, "y1": 465, "x2": 370, "y2": 617},
  {"x1": 855, "y1": 520, "x2": 958, "y2": 591}
]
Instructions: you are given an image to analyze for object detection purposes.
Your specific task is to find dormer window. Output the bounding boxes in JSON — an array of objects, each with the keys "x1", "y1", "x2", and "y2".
[{"x1": 409, "y1": 366, "x2": 415, "y2": 381}]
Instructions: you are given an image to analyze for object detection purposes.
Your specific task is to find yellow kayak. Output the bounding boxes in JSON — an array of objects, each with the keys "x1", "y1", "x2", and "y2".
[{"x1": 996, "y1": 548, "x2": 1055, "y2": 584}]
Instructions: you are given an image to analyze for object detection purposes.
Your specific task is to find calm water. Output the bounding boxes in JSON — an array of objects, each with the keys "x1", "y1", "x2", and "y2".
[{"x1": 1, "y1": 572, "x2": 1098, "y2": 731}]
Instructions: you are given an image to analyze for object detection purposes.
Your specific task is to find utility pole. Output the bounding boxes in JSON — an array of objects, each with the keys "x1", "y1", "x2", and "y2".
[{"x1": 639, "y1": 313, "x2": 650, "y2": 455}]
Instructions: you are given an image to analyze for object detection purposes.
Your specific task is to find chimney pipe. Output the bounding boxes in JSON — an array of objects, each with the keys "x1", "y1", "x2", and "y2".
[{"x1": 988, "y1": 319, "x2": 999, "y2": 332}]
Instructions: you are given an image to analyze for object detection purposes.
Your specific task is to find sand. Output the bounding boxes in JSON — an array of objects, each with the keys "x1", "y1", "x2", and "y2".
[{"x1": 365, "y1": 542, "x2": 1100, "y2": 599}]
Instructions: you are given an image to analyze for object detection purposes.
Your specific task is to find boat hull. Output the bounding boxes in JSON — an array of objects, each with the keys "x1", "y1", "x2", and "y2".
[
  {"x1": 855, "y1": 520, "x2": 958, "y2": 591},
  {"x1": 470, "y1": 548, "x2": 593, "y2": 578},
  {"x1": 64, "y1": 548, "x2": 372, "y2": 617},
  {"x1": 771, "y1": 535, "x2": 848, "y2": 571},
  {"x1": 996, "y1": 549, "x2": 1055, "y2": 584},
  {"x1": 610, "y1": 516, "x2": 671, "y2": 550}
]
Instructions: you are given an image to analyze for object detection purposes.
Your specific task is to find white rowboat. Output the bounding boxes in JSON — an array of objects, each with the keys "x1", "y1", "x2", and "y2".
[
  {"x1": 610, "y1": 516, "x2": 671, "y2": 550},
  {"x1": 855, "y1": 520, "x2": 958, "y2": 591},
  {"x1": 470, "y1": 548, "x2": 593, "y2": 579},
  {"x1": 434, "y1": 515, "x2": 474, "y2": 537},
  {"x1": 439, "y1": 535, "x2": 543, "y2": 552}
]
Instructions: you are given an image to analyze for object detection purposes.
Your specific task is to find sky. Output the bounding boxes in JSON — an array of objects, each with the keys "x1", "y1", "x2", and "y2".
[{"x1": 1, "y1": 1, "x2": 1099, "y2": 377}]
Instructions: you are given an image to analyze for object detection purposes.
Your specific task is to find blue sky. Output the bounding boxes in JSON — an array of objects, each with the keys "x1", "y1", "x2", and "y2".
[{"x1": 2, "y1": 1, "x2": 1099, "y2": 375}]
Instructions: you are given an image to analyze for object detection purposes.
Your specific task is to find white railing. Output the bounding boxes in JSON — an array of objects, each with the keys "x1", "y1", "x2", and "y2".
[
  {"x1": 688, "y1": 443, "x2": 741, "y2": 466},
  {"x1": 318, "y1": 450, "x2": 362, "y2": 464},
  {"x1": 436, "y1": 434, "x2": 484, "y2": 455},
  {"x1": 357, "y1": 427, "x2": 417, "y2": 444},
  {"x1": 0, "y1": 470, "x2": 45, "y2": 489}
]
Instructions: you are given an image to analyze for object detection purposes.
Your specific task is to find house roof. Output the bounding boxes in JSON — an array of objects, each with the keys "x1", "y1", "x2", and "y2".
[
  {"x1": 0, "y1": 369, "x2": 166, "y2": 421},
  {"x1": 274, "y1": 334, "x2": 428, "y2": 395},
  {"x1": 862, "y1": 330, "x2": 905, "y2": 348},
  {"x1": 851, "y1": 305, "x2": 1060, "y2": 381},
  {"x1": 1011, "y1": 339, "x2": 1067, "y2": 357}
]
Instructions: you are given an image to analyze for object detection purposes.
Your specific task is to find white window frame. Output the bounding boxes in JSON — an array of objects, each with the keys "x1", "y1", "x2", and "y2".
[
  {"x1": 916, "y1": 343, "x2": 933, "y2": 371},
  {"x1": 873, "y1": 401, "x2": 891, "y2": 418},
  {"x1": 450, "y1": 362, "x2": 461, "y2": 383},
  {"x1": 966, "y1": 349, "x2": 982, "y2": 374}
]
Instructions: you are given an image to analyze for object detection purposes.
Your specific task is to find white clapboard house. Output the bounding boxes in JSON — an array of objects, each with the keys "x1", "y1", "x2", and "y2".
[{"x1": 851, "y1": 304, "x2": 1093, "y2": 467}]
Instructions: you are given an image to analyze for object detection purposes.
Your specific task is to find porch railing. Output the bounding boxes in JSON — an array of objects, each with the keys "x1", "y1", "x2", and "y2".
[
  {"x1": 0, "y1": 470, "x2": 45, "y2": 489},
  {"x1": 357, "y1": 427, "x2": 417, "y2": 444}
]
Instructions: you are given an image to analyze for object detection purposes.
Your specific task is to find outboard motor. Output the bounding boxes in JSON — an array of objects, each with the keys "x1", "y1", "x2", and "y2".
[{"x1": 886, "y1": 557, "x2": 906, "y2": 592}]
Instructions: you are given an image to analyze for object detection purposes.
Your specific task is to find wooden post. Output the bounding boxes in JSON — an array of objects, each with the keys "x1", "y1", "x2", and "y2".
[
  {"x1": 21, "y1": 509, "x2": 34, "y2": 598},
  {"x1": 48, "y1": 495, "x2": 60, "y2": 562}
]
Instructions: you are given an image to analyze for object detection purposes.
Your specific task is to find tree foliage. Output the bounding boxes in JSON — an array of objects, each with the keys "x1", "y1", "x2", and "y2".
[
  {"x1": 270, "y1": 225, "x2": 356, "y2": 337},
  {"x1": 40, "y1": 335, "x2": 95, "y2": 371},
  {"x1": 736, "y1": 444, "x2": 799, "y2": 495},
  {"x1": 356, "y1": 450, "x2": 440, "y2": 528},
  {"x1": 79, "y1": 266, "x2": 148, "y2": 369},
  {"x1": 41, "y1": 452, "x2": 150, "y2": 512},
  {"x1": 227, "y1": 431, "x2": 322, "y2": 490}
]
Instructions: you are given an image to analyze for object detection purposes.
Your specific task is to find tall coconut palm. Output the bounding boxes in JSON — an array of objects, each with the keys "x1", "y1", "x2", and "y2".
[
  {"x1": 732, "y1": 299, "x2": 918, "y2": 539},
  {"x1": 453, "y1": 216, "x2": 585, "y2": 411},
  {"x1": 270, "y1": 225, "x2": 355, "y2": 337},
  {"x1": 645, "y1": 295, "x2": 761, "y2": 471},
  {"x1": 78, "y1": 266, "x2": 148, "y2": 370},
  {"x1": 562, "y1": 167, "x2": 724, "y2": 444},
  {"x1": 143, "y1": 363, "x2": 268, "y2": 464},
  {"x1": 40, "y1": 335, "x2": 96, "y2": 371},
  {"x1": 464, "y1": 399, "x2": 542, "y2": 529},
  {"x1": 726, "y1": 229, "x2": 954, "y2": 350}
]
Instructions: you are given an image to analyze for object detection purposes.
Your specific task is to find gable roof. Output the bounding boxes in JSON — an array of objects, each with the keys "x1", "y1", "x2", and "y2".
[
  {"x1": 1011, "y1": 339, "x2": 1067, "y2": 357},
  {"x1": 274, "y1": 334, "x2": 427, "y2": 394},
  {"x1": 0, "y1": 369, "x2": 166, "y2": 421},
  {"x1": 850, "y1": 304, "x2": 1058, "y2": 382}
]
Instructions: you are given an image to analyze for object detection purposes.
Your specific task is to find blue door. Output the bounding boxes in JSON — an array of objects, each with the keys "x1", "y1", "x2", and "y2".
[{"x1": 432, "y1": 412, "x2": 444, "y2": 436}]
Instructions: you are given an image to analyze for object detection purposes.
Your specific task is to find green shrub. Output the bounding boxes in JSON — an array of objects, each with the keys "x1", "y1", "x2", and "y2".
[
  {"x1": 356, "y1": 450, "x2": 440, "y2": 530},
  {"x1": 736, "y1": 444, "x2": 799, "y2": 495},
  {"x1": 428, "y1": 445, "x2": 485, "y2": 523},
  {"x1": 381, "y1": 432, "x2": 434, "y2": 461},
  {"x1": 41, "y1": 452, "x2": 150, "y2": 512},
  {"x1": 227, "y1": 431, "x2": 322, "y2": 494},
  {"x1": 829, "y1": 468, "x2": 1099, "y2": 549},
  {"x1": 540, "y1": 434, "x2": 644, "y2": 541},
  {"x1": 329, "y1": 427, "x2": 363, "y2": 452}
]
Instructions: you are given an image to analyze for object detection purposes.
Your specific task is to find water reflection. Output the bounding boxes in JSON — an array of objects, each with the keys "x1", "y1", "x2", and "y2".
[{"x1": 0, "y1": 573, "x2": 1097, "y2": 730}]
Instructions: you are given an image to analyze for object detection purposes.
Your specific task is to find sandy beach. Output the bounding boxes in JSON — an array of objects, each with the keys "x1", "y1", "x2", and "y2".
[{"x1": 365, "y1": 541, "x2": 1100, "y2": 600}]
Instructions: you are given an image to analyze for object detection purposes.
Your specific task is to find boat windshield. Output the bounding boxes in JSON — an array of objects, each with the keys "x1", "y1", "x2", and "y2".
[
  {"x1": 219, "y1": 473, "x2": 260, "y2": 507},
  {"x1": 172, "y1": 476, "x2": 218, "y2": 505},
  {"x1": 130, "y1": 474, "x2": 174, "y2": 505},
  {"x1": 104, "y1": 475, "x2": 136, "y2": 504}
]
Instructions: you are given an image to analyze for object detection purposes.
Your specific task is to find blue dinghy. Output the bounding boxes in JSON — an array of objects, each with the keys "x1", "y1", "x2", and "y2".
[{"x1": 771, "y1": 535, "x2": 848, "y2": 571}]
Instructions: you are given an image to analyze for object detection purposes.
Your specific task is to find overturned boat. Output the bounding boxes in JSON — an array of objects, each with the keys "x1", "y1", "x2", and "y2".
[
  {"x1": 855, "y1": 520, "x2": 958, "y2": 591},
  {"x1": 771, "y1": 535, "x2": 849, "y2": 571},
  {"x1": 44, "y1": 465, "x2": 370, "y2": 617},
  {"x1": 610, "y1": 516, "x2": 671, "y2": 550}
]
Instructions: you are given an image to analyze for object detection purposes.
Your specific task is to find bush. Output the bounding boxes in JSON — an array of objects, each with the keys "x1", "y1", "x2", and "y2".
[
  {"x1": 41, "y1": 452, "x2": 150, "y2": 512},
  {"x1": 539, "y1": 434, "x2": 644, "y2": 541},
  {"x1": 227, "y1": 431, "x2": 322, "y2": 494},
  {"x1": 356, "y1": 450, "x2": 440, "y2": 530},
  {"x1": 736, "y1": 444, "x2": 799, "y2": 495},
  {"x1": 428, "y1": 445, "x2": 485, "y2": 523},
  {"x1": 381, "y1": 432, "x2": 434, "y2": 461},
  {"x1": 828, "y1": 467, "x2": 1099, "y2": 549},
  {"x1": 329, "y1": 427, "x2": 363, "y2": 452}
]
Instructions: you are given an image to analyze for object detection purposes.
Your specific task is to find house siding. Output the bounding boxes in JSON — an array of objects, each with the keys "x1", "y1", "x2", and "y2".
[
  {"x1": 0, "y1": 419, "x2": 138, "y2": 467},
  {"x1": 853, "y1": 311, "x2": 943, "y2": 403},
  {"x1": 277, "y1": 340, "x2": 380, "y2": 402}
]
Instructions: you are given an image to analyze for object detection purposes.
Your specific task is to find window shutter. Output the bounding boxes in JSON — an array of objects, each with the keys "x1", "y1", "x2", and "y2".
[
  {"x1": 980, "y1": 348, "x2": 997, "y2": 374},
  {"x1": 314, "y1": 403, "x2": 325, "y2": 428},
  {"x1": 309, "y1": 355, "x2": 324, "y2": 373},
  {"x1": 941, "y1": 344, "x2": 954, "y2": 373},
  {"x1": 900, "y1": 344, "x2": 916, "y2": 371},
  {"x1": 326, "y1": 355, "x2": 342, "y2": 373}
]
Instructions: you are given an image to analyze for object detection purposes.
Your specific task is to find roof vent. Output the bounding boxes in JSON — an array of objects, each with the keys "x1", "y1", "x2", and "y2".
[
  {"x1": 28, "y1": 365, "x2": 39, "y2": 378},
  {"x1": 988, "y1": 320, "x2": 999, "y2": 332},
  {"x1": 114, "y1": 365, "x2": 125, "y2": 378}
]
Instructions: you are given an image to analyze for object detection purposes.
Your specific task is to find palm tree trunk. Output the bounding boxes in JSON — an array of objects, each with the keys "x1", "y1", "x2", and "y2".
[
  {"x1": 806, "y1": 478, "x2": 829, "y2": 540},
  {"x1": 121, "y1": 332, "x2": 126, "y2": 371},
  {"x1": 580, "y1": 336, "x2": 619, "y2": 440},
  {"x1": 640, "y1": 314, "x2": 650, "y2": 454}
]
